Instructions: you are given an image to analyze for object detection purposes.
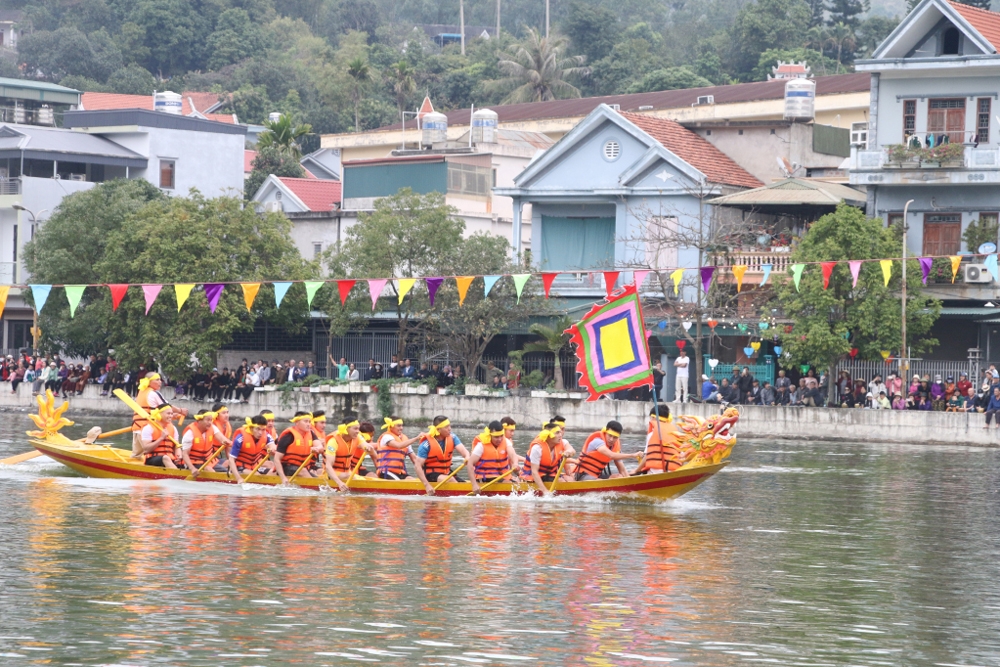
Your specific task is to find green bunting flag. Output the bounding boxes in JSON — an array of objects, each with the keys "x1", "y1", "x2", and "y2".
[
  {"x1": 791, "y1": 264, "x2": 805, "y2": 291},
  {"x1": 512, "y1": 274, "x2": 530, "y2": 303},
  {"x1": 64, "y1": 285, "x2": 86, "y2": 318},
  {"x1": 304, "y1": 281, "x2": 323, "y2": 309}
]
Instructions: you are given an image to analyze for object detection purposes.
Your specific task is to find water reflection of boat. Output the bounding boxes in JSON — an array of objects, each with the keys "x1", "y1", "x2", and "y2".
[{"x1": 25, "y1": 397, "x2": 737, "y2": 500}]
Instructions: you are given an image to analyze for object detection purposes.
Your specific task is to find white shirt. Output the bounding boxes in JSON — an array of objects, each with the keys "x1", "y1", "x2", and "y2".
[
  {"x1": 674, "y1": 356, "x2": 689, "y2": 379},
  {"x1": 181, "y1": 427, "x2": 196, "y2": 451},
  {"x1": 349, "y1": 369, "x2": 360, "y2": 381},
  {"x1": 146, "y1": 390, "x2": 166, "y2": 410},
  {"x1": 378, "y1": 432, "x2": 412, "y2": 454},
  {"x1": 528, "y1": 443, "x2": 543, "y2": 465},
  {"x1": 141, "y1": 423, "x2": 178, "y2": 446}
]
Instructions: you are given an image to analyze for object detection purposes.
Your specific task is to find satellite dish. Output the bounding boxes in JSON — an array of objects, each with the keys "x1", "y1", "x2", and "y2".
[
  {"x1": 979, "y1": 242, "x2": 997, "y2": 254},
  {"x1": 776, "y1": 156, "x2": 792, "y2": 178}
]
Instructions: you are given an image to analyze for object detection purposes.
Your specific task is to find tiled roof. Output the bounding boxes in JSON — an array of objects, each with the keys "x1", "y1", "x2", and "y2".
[
  {"x1": 244, "y1": 149, "x2": 256, "y2": 173},
  {"x1": 620, "y1": 112, "x2": 762, "y2": 189},
  {"x1": 949, "y1": 0, "x2": 1000, "y2": 51},
  {"x1": 277, "y1": 177, "x2": 341, "y2": 211},
  {"x1": 204, "y1": 112, "x2": 237, "y2": 124},
  {"x1": 80, "y1": 91, "x2": 227, "y2": 117}
]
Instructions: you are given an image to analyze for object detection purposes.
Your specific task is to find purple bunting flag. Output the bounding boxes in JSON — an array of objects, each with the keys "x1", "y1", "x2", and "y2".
[
  {"x1": 919, "y1": 257, "x2": 933, "y2": 286},
  {"x1": 204, "y1": 283, "x2": 224, "y2": 313},
  {"x1": 700, "y1": 266, "x2": 715, "y2": 294},
  {"x1": 425, "y1": 277, "x2": 444, "y2": 306}
]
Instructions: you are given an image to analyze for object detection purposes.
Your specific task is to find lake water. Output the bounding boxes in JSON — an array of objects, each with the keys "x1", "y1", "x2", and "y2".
[{"x1": 1, "y1": 413, "x2": 999, "y2": 666}]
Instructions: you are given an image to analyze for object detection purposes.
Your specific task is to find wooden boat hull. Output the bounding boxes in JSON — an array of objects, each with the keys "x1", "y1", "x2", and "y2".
[{"x1": 28, "y1": 433, "x2": 726, "y2": 500}]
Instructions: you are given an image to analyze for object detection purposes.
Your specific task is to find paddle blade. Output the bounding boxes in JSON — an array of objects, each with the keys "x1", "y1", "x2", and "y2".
[{"x1": 0, "y1": 450, "x2": 43, "y2": 465}]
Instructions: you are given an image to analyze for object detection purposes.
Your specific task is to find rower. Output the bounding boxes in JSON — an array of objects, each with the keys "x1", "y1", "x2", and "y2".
[
  {"x1": 324, "y1": 416, "x2": 375, "y2": 491},
  {"x1": 180, "y1": 409, "x2": 219, "y2": 477},
  {"x1": 310, "y1": 411, "x2": 328, "y2": 473},
  {"x1": 636, "y1": 404, "x2": 684, "y2": 474},
  {"x1": 204, "y1": 403, "x2": 234, "y2": 472},
  {"x1": 274, "y1": 412, "x2": 323, "y2": 483},
  {"x1": 376, "y1": 416, "x2": 420, "y2": 482},
  {"x1": 414, "y1": 415, "x2": 472, "y2": 495},
  {"x1": 228, "y1": 415, "x2": 275, "y2": 483},
  {"x1": 575, "y1": 420, "x2": 641, "y2": 481},
  {"x1": 358, "y1": 421, "x2": 377, "y2": 477},
  {"x1": 260, "y1": 410, "x2": 277, "y2": 440},
  {"x1": 550, "y1": 415, "x2": 577, "y2": 476},
  {"x1": 501, "y1": 416, "x2": 522, "y2": 464},
  {"x1": 131, "y1": 372, "x2": 188, "y2": 457},
  {"x1": 140, "y1": 405, "x2": 181, "y2": 469},
  {"x1": 468, "y1": 420, "x2": 519, "y2": 494},
  {"x1": 522, "y1": 422, "x2": 573, "y2": 496}
]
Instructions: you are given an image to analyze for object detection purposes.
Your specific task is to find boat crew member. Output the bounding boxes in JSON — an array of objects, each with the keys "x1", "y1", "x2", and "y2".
[
  {"x1": 575, "y1": 420, "x2": 641, "y2": 480},
  {"x1": 228, "y1": 415, "x2": 275, "y2": 483},
  {"x1": 414, "y1": 415, "x2": 472, "y2": 495},
  {"x1": 203, "y1": 403, "x2": 234, "y2": 472},
  {"x1": 310, "y1": 411, "x2": 328, "y2": 471},
  {"x1": 522, "y1": 422, "x2": 574, "y2": 496},
  {"x1": 501, "y1": 416, "x2": 523, "y2": 465},
  {"x1": 637, "y1": 405, "x2": 684, "y2": 474},
  {"x1": 376, "y1": 416, "x2": 421, "y2": 482},
  {"x1": 131, "y1": 372, "x2": 187, "y2": 457},
  {"x1": 180, "y1": 409, "x2": 219, "y2": 476},
  {"x1": 260, "y1": 410, "x2": 277, "y2": 440},
  {"x1": 324, "y1": 416, "x2": 376, "y2": 491},
  {"x1": 550, "y1": 415, "x2": 577, "y2": 476},
  {"x1": 358, "y1": 421, "x2": 376, "y2": 477},
  {"x1": 274, "y1": 412, "x2": 323, "y2": 483},
  {"x1": 468, "y1": 420, "x2": 519, "y2": 494},
  {"x1": 141, "y1": 405, "x2": 181, "y2": 469}
]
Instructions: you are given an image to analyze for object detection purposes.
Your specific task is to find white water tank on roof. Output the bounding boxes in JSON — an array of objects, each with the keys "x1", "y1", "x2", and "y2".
[
  {"x1": 422, "y1": 111, "x2": 448, "y2": 146},
  {"x1": 37, "y1": 105, "x2": 54, "y2": 126},
  {"x1": 268, "y1": 112, "x2": 283, "y2": 123},
  {"x1": 471, "y1": 108, "x2": 498, "y2": 144},
  {"x1": 154, "y1": 91, "x2": 183, "y2": 115},
  {"x1": 783, "y1": 78, "x2": 815, "y2": 120}
]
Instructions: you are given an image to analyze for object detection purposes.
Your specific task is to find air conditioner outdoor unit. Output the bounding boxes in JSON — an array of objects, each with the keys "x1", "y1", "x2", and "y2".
[
  {"x1": 695, "y1": 95, "x2": 715, "y2": 106},
  {"x1": 964, "y1": 264, "x2": 993, "y2": 283},
  {"x1": 69, "y1": 174, "x2": 86, "y2": 181},
  {"x1": 264, "y1": 201, "x2": 283, "y2": 213}
]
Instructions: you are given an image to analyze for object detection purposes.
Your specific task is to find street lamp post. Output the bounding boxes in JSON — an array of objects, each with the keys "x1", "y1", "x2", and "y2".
[
  {"x1": 901, "y1": 199, "x2": 914, "y2": 375},
  {"x1": 11, "y1": 204, "x2": 48, "y2": 356}
]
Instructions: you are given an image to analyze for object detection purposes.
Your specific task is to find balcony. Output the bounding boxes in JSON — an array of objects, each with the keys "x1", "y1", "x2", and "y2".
[
  {"x1": 711, "y1": 249, "x2": 793, "y2": 283},
  {"x1": 849, "y1": 142, "x2": 1000, "y2": 186},
  {"x1": 0, "y1": 178, "x2": 21, "y2": 196}
]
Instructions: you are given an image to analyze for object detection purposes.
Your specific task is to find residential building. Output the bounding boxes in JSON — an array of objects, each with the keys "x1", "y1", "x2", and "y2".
[
  {"x1": 0, "y1": 10, "x2": 22, "y2": 51},
  {"x1": 300, "y1": 148, "x2": 341, "y2": 180},
  {"x1": 250, "y1": 175, "x2": 342, "y2": 262},
  {"x1": 79, "y1": 91, "x2": 236, "y2": 124},
  {"x1": 0, "y1": 76, "x2": 80, "y2": 126}
]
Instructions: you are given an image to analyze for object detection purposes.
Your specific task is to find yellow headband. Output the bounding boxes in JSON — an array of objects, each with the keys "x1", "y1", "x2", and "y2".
[
  {"x1": 360, "y1": 431, "x2": 373, "y2": 442},
  {"x1": 381, "y1": 417, "x2": 403, "y2": 431},
  {"x1": 480, "y1": 428, "x2": 505, "y2": 442},
  {"x1": 312, "y1": 415, "x2": 327, "y2": 425},
  {"x1": 504, "y1": 424, "x2": 515, "y2": 431},
  {"x1": 337, "y1": 420, "x2": 360, "y2": 435},
  {"x1": 149, "y1": 406, "x2": 169, "y2": 421},
  {"x1": 602, "y1": 427, "x2": 621, "y2": 438},
  {"x1": 244, "y1": 417, "x2": 262, "y2": 429},
  {"x1": 427, "y1": 419, "x2": 450, "y2": 437},
  {"x1": 261, "y1": 412, "x2": 275, "y2": 420},
  {"x1": 654, "y1": 415, "x2": 673, "y2": 423},
  {"x1": 291, "y1": 413, "x2": 313, "y2": 423},
  {"x1": 538, "y1": 427, "x2": 561, "y2": 441},
  {"x1": 138, "y1": 373, "x2": 161, "y2": 392},
  {"x1": 195, "y1": 410, "x2": 216, "y2": 421},
  {"x1": 552, "y1": 419, "x2": 566, "y2": 427}
]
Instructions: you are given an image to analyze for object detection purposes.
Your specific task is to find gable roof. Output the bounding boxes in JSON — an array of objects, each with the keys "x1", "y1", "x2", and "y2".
[
  {"x1": 947, "y1": 0, "x2": 1000, "y2": 50},
  {"x1": 276, "y1": 177, "x2": 341, "y2": 211},
  {"x1": 80, "y1": 91, "x2": 231, "y2": 120},
  {"x1": 620, "y1": 112, "x2": 762, "y2": 189},
  {"x1": 869, "y1": 0, "x2": 999, "y2": 59}
]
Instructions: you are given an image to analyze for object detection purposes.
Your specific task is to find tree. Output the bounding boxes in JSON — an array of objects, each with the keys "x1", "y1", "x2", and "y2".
[
  {"x1": 855, "y1": 16, "x2": 900, "y2": 59},
  {"x1": 626, "y1": 67, "x2": 712, "y2": 94},
  {"x1": 775, "y1": 205, "x2": 941, "y2": 403},
  {"x1": 488, "y1": 27, "x2": 590, "y2": 103},
  {"x1": 520, "y1": 316, "x2": 573, "y2": 390},
  {"x1": 727, "y1": 0, "x2": 812, "y2": 79},
  {"x1": 257, "y1": 114, "x2": 313, "y2": 159},
  {"x1": 129, "y1": 0, "x2": 211, "y2": 76},
  {"x1": 245, "y1": 144, "x2": 306, "y2": 200},
  {"x1": 106, "y1": 63, "x2": 157, "y2": 95},
  {"x1": 562, "y1": 1, "x2": 619, "y2": 65},
  {"x1": 389, "y1": 60, "x2": 416, "y2": 116},
  {"x1": 206, "y1": 8, "x2": 265, "y2": 70},
  {"x1": 346, "y1": 57, "x2": 372, "y2": 132},
  {"x1": 828, "y1": 22, "x2": 857, "y2": 72},
  {"x1": 826, "y1": 0, "x2": 867, "y2": 28},
  {"x1": 963, "y1": 215, "x2": 999, "y2": 253}
]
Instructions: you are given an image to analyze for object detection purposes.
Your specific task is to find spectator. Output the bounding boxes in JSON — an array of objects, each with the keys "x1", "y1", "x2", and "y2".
[
  {"x1": 506, "y1": 363, "x2": 521, "y2": 390},
  {"x1": 775, "y1": 369, "x2": 791, "y2": 392},
  {"x1": 371, "y1": 363, "x2": 384, "y2": 380},
  {"x1": 956, "y1": 371, "x2": 972, "y2": 398},
  {"x1": 431, "y1": 363, "x2": 445, "y2": 388},
  {"x1": 886, "y1": 373, "x2": 903, "y2": 399},
  {"x1": 10, "y1": 363, "x2": 25, "y2": 394},
  {"x1": 701, "y1": 374, "x2": 719, "y2": 403},
  {"x1": 387, "y1": 354, "x2": 400, "y2": 378},
  {"x1": 364, "y1": 359, "x2": 376, "y2": 381},
  {"x1": 985, "y1": 386, "x2": 1000, "y2": 427},
  {"x1": 863, "y1": 392, "x2": 877, "y2": 409},
  {"x1": 930, "y1": 375, "x2": 946, "y2": 410},
  {"x1": 760, "y1": 380, "x2": 776, "y2": 406},
  {"x1": 840, "y1": 386, "x2": 858, "y2": 408},
  {"x1": 441, "y1": 365, "x2": 454, "y2": 387},
  {"x1": 258, "y1": 361, "x2": 271, "y2": 386},
  {"x1": 747, "y1": 379, "x2": 762, "y2": 405},
  {"x1": 868, "y1": 375, "x2": 887, "y2": 399},
  {"x1": 416, "y1": 362, "x2": 431, "y2": 380},
  {"x1": 944, "y1": 375, "x2": 957, "y2": 402},
  {"x1": 401, "y1": 359, "x2": 415, "y2": 378},
  {"x1": 32, "y1": 361, "x2": 50, "y2": 396},
  {"x1": 789, "y1": 384, "x2": 803, "y2": 406},
  {"x1": 348, "y1": 363, "x2": 360, "y2": 381},
  {"x1": 892, "y1": 393, "x2": 906, "y2": 410},
  {"x1": 775, "y1": 384, "x2": 790, "y2": 406},
  {"x1": 736, "y1": 367, "x2": 754, "y2": 404},
  {"x1": 876, "y1": 391, "x2": 891, "y2": 409},
  {"x1": 965, "y1": 387, "x2": 984, "y2": 413},
  {"x1": 274, "y1": 364, "x2": 287, "y2": 386},
  {"x1": 718, "y1": 378, "x2": 738, "y2": 404},
  {"x1": 946, "y1": 388, "x2": 963, "y2": 411},
  {"x1": 294, "y1": 360, "x2": 308, "y2": 382},
  {"x1": 652, "y1": 362, "x2": 665, "y2": 402},
  {"x1": 335, "y1": 358, "x2": 346, "y2": 380},
  {"x1": 673, "y1": 350, "x2": 690, "y2": 402}
]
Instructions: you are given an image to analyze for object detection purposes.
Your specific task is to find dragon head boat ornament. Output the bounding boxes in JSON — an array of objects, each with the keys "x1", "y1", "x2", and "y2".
[
  {"x1": 28, "y1": 390, "x2": 74, "y2": 438},
  {"x1": 673, "y1": 406, "x2": 739, "y2": 468}
]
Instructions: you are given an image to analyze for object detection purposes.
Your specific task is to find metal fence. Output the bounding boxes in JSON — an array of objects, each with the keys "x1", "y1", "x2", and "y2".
[
  {"x1": 835, "y1": 359, "x2": 981, "y2": 382},
  {"x1": 478, "y1": 354, "x2": 580, "y2": 389},
  {"x1": 323, "y1": 333, "x2": 400, "y2": 377}
]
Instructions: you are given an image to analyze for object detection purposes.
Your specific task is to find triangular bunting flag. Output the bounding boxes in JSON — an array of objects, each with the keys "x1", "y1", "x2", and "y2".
[
  {"x1": 455, "y1": 276, "x2": 474, "y2": 306},
  {"x1": 0, "y1": 285, "x2": 8, "y2": 320},
  {"x1": 790, "y1": 264, "x2": 805, "y2": 291},
  {"x1": 986, "y1": 254, "x2": 998, "y2": 282},
  {"x1": 849, "y1": 260, "x2": 862, "y2": 288},
  {"x1": 204, "y1": 283, "x2": 224, "y2": 313},
  {"x1": 603, "y1": 271, "x2": 619, "y2": 297},
  {"x1": 64, "y1": 285, "x2": 86, "y2": 318},
  {"x1": 368, "y1": 279, "x2": 387, "y2": 310},
  {"x1": 541, "y1": 272, "x2": 558, "y2": 298},
  {"x1": 760, "y1": 264, "x2": 772, "y2": 286},
  {"x1": 512, "y1": 274, "x2": 530, "y2": 303},
  {"x1": 337, "y1": 280, "x2": 356, "y2": 306},
  {"x1": 425, "y1": 277, "x2": 444, "y2": 306},
  {"x1": 700, "y1": 267, "x2": 714, "y2": 294},
  {"x1": 397, "y1": 278, "x2": 415, "y2": 305},
  {"x1": 732, "y1": 265, "x2": 748, "y2": 293},
  {"x1": 241, "y1": 283, "x2": 261, "y2": 312},
  {"x1": 141, "y1": 284, "x2": 161, "y2": 315},
  {"x1": 273, "y1": 282, "x2": 292, "y2": 308},
  {"x1": 30, "y1": 285, "x2": 52, "y2": 313},
  {"x1": 633, "y1": 270, "x2": 649, "y2": 288},
  {"x1": 484, "y1": 275, "x2": 501, "y2": 296},
  {"x1": 950, "y1": 256, "x2": 962, "y2": 283},
  {"x1": 304, "y1": 281, "x2": 323, "y2": 308},
  {"x1": 821, "y1": 261, "x2": 836, "y2": 290},
  {"x1": 670, "y1": 268, "x2": 684, "y2": 295},
  {"x1": 880, "y1": 259, "x2": 893, "y2": 287},
  {"x1": 175, "y1": 283, "x2": 194, "y2": 312},
  {"x1": 108, "y1": 284, "x2": 128, "y2": 312},
  {"x1": 918, "y1": 257, "x2": 933, "y2": 286}
]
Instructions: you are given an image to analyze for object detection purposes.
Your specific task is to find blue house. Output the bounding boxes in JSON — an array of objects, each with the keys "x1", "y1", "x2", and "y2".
[{"x1": 494, "y1": 104, "x2": 761, "y2": 298}]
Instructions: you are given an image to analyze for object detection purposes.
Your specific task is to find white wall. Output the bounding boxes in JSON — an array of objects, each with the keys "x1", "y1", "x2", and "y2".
[{"x1": 877, "y1": 73, "x2": 1000, "y2": 147}]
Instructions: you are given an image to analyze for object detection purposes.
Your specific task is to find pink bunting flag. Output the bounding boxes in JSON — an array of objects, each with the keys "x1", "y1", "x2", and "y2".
[
  {"x1": 849, "y1": 260, "x2": 862, "y2": 288},
  {"x1": 368, "y1": 279, "x2": 387, "y2": 311},
  {"x1": 142, "y1": 284, "x2": 162, "y2": 315},
  {"x1": 204, "y1": 283, "x2": 224, "y2": 313},
  {"x1": 632, "y1": 270, "x2": 649, "y2": 289},
  {"x1": 919, "y1": 257, "x2": 933, "y2": 285},
  {"x1": 425, "y1": 277, "x2": 444, "y2": 306}
]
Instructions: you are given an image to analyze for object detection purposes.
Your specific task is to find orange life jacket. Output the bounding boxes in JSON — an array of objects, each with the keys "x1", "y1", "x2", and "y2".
[
  {"x1": 184, "y1": 422, "x2": 215, "y2": 466},
  {"x1": 149, "y1": 422, "x2": 179, "y2": 459},
  {"x1": 327, "y1": 433, "x2": 363, "y2": 473},
  {"x1": 423, "y1": 434, "x2": 455, "y2": 476},
  {"x1": 213, "y1": 418, "x2": 232, "y2": 443},
  {"x1": 377, "y1": 432, "x2": 408, "y2": 477},
  {"x1": 640, "y1": 419, "x2": 681, "y2": 472},
  {"x1": 234, "y1": 426, "x2": 269, "y2": 469},
  {"x1": 132, "y1": 388, "x2": 160, "y2": 430},
  {"x1": 576, "y1": 431, "x2": 620, "y2": 478},
  {"x1": 522, "y1": 438, "x2": 563, "y2": 478},
  {"x1": 472, "y1": 435, "x2": 509, "y2": 481},
  {"x1": 279, "y1": 427, "x2": 313, "y2": 468}
]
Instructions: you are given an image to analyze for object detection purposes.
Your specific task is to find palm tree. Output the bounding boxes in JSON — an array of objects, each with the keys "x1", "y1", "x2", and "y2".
[
  {"x1": 491, "y1": 28, "x2": 590, "y2": 104},
  {"x1": 390, "y1": 60, "x2": 416, "y2": 117},
  {"x1": 257, "y1": 114, "x2": 312, "y2": 158},
  {"x1": 347, "y1": 57, "x2": 372, "y2": 132},
  {"x1": 829, "y1": 22, "x2": 857, "y2": 73},
  {"x1": 521, "y1": 316, "x2": 573, "y2": 390}
]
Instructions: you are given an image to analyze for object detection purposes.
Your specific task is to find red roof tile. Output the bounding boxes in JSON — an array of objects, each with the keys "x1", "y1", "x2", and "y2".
[
  {"x1": 244, "y1": 149, "x2": 257, "y2": 173},
  {"x1": 80, "y1": 91, "x2": 226, "y2": 117},
  {"x1": 204, "y1": 112, "x2": 237, "y2": 124},
  {"x1": 277, "y1": 177, "x2": 341, "y2": 211},
  {"x1": 948, "y1": 0, "x2": 1000, "y2": 51},
  {"x1": 620, "y1": 112, "x2": 762, "y2": 189}
]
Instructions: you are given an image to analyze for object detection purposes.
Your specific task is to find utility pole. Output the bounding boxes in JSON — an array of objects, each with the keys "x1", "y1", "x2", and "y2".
[
  {"x1": 460, "y1": 0, "x2": 466, "y2": 55},
  {"x1": 901, "y1": 199, "x2": 914, "y2": 376}
]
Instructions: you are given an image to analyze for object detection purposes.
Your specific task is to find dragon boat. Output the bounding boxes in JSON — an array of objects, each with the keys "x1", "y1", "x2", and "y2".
[{"x1": 22, "y1": 392, "x2": 739, "y2": 500}]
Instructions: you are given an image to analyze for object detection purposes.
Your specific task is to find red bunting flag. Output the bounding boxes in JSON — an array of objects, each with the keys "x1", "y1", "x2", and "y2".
[
  {"x1": 337, "y1": 280, "x2": 356, "y2": 306},
  {"x1": 108, "y1": 284, "x2": 128, "y2": 312},
  {"x1": 821, "y1": 261, "x2": 837, "y2": 289},
  {"x1": 603, "y1": 271, "x2": 620, "y2": 297},
  {"x1": 541, "y1": 272, "x2": 558, "y2": 298}
]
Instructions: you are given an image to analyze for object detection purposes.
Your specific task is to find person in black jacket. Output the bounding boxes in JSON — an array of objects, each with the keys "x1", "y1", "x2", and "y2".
[
  {"x1": 718, "y1": 378, "x2": 738, "y2": 404},
  {"x1": 736, "y1": 367, "x2": 754, "y2": 404}
]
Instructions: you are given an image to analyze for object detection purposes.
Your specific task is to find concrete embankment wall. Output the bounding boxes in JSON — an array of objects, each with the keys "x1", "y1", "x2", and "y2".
[{"x1": 1, "y1": 385, "x2": 996, "y2": 447}]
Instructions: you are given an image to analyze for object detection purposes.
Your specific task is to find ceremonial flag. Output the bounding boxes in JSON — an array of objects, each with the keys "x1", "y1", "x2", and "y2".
[
  {"x1": 425, "y1": 277, "x2": 443, "y2": 306},
  {"x1": 108, "y1": 284, "x2": 128, "y2": 312},
  {"x1": 760, "y1": 264, "x2": 772, "y2": 286},
  {"x1": 241, "y1": 283, "x2": 261, "y2": 312},
  {"x1": 175, "y1": 284, "x2": 194, "y2": 311},
  {"x1": 204, "y1": 283, "x2": 224, "y2": 313},
  {"x1": 141, "y1": 284, "x2": 161, "y2": 315},
  {"x1": 821, "y1": 261, "x2": 836, "y2": 290},
  {"x1": 368, "y1": 279, "x2": 387, "y2": 310},
  {"x1": 396, "y1": 278, "x2": 415, "y2": 304},
  {"x1": 849, "y1": 260, "x2": 862, "y2": 288},
  {"x1": 455, "y1": 276, "x2": 474, "y2": 306},
  {"x1": 603, "y1": 271, "x2": 619, "y2": 297},
  {"x1": 633, "y1": 270, "x2": 649, "y2": 288},
  {"x1": 512, "y1": 274, "x2": 530, "y2": 303},
  {"x1": 986, "y1": 254, "x2": 999, "y2": 282},
  {"x1": 700, "y1": 266, "x2": 714, "y2": 294},
  {"x1": 732, "y1": 264, "x2": 748, "y2": 293},
  {"x1": 273, "y1": 282, "x2": 292, "y2": 308},
  {"x1": 790, "y1": 264, "x2": 805, "y2": 291},
  {"x1": 670, "y1": 268, "x2": 684, "y2": 295},
  {"x1": 541, "y1": 272, "x2": 558, "y2": 297},
  {"x1": 564, "y1": 284, "x2": 653, "y2": 402},
  {"x1": 337, "y1": 280, "x2": 356, "y2": 306},
  {"x1": 949, "y1": 256, "x2": 962, "y2": 283},
  {"x1": 918, "y1": 257, "x2": 933, "y2": 286},
  {"x1": 484, "y1": 275, "x2": 501, "y2": 296},
  {"x1": 304, "y1": 281, "x2": 323, "y2": 308},
  {"x1": 65, "y1": 285, "x2": 86, "y2": 318},
  {"x1": 880, "y1": 260, "x2": 893, "y2": 286},
  {"x1": 0, "y1": 285, "x2": 8, "y2": 319}
]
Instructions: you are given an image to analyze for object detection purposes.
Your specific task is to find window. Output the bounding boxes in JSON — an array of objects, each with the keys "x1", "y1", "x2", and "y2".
[
  {"x1": 851, "y1": 122, "x2": 869, "y2": 148},
  {"x1": 927, "y1": 99, "x2": 965, "y2": 144},
  {"x1": 446, "y1": 162, "x2": 490, "y2": 196},
  {"x1": 159, "y1": 159, "x2": 175, "y2": 189},
  {"x1": 903, "y1": 100, "x2": 916, "y2": 140},
  {"x1": 887, "y1": 213, "x2": 904, "y2": 229},
  {"x1": 603, "y1": 140, "x2": 621, "y2": 161},
  {"x1": 923, "y1": 213, "x2": 962, "y2": 255},
  {"x1": 8, "y1": 320, "x2": 31, "y2": 351},
  {"x1": 978, "y1": 98, "x2": 991, "y2": 143},
  {"x1": 313, "y1": 242, "x2": 322, "y2": 260},
  {"x1": 942, "y1": 27, "x2": 960, "y2": 55}
]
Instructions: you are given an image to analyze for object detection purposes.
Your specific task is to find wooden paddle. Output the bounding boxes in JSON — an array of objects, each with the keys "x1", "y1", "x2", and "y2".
[
  {"x1": 432, "y1": 459, "x2": 468, "y2": 492},
  {"x1": 241, "y1": 450, "x2": 272, "y2": 484},
  {"x1": 3, "y1": 419, "x2": 137, "y2": 467},
  {"x1": 286, "y1": 453, "x2": 314, "y2": 485},
  {"x1": 466, "y1": 466, "x2": 516, "y2": 496},
  {"x1": 547, "y1": 455, "x2": 569, "y2": 494},
  {"x1": 188, "y1": 443, "x2": 229, "y2": 481},
  {"x1": 113, "y1": 389, "x2": 183, "y2": 448}
]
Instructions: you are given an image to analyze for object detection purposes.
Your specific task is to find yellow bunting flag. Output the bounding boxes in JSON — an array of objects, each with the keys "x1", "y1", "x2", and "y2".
[
  {"x1": 0, "y1": 285, "x2": 8, "y2": 319},
  {"x1": 880, "y1": 259, "x2": 892, "y2": 287},
  {"x1": 950, "y1": 256, "x2": 962, "y2": 283},
  {"x1": 455, "y1": 276, "x2": 474, "y2": 306},
  {"x1": 241, "y1": 283, "x2": 261, "y2": 312},
  {"x1": 397, "y1": 278, "x2": 415, "y2": 304},
  {"x1": 174, "y1": 284, "x2": 194, "y2": 312},
  {"x1": 669, "y1": 268, "x2": 684, "y2": 295},
  {"x1": 732, "y1": 264, "x2": 748, "y2": 293}
]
